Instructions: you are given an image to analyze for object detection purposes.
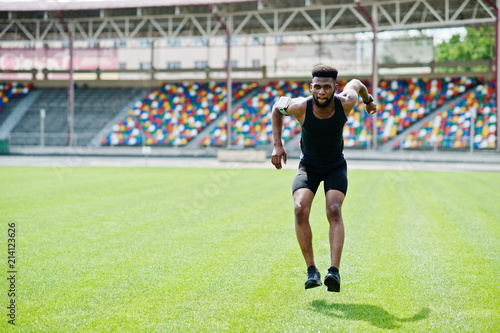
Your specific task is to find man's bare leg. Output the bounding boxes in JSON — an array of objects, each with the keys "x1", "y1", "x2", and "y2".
[
  {"x1": 324, "y1": 189, "x2": 345, "y2": 292},
  {"x1": 293, "y1": 188, "x2": 322, "y2": 289}
]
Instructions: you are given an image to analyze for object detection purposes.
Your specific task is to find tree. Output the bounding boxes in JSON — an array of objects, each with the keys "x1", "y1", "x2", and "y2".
[{"x1": 434, "y1": 26, "x2": 495, "y2": 73}]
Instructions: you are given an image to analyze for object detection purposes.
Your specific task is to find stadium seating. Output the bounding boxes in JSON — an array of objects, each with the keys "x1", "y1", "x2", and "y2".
[
  {"x1": 103, "y1": 81, "x2": 257, "y2": 146},
  {"x1": 338, "y1": 79, "x2": 374, "y2": 148},
  {"x1": 0, "y1": 82, "x2": 32, "y2": 111},
  {"x1": 344, "y1": 77, "x2": 477, "y2": 148},
  {"x1": 290, "y1": 77, "x2": 469, "y2": 148},
  {"x1": 202, "y1": 77, "x2": 478, "y2": 149},
  {"x1": 200, "y1": 80, "x2": 308, "y2": 147},
  {"x1": 397, "y1": 80, "x2": 496, "y2": 150},
  {"x1": 5, "y1": 77, "x2": 494, "y2": 150},
  {"x1": 10, "y1": 87, "x2": 139, "y2": 146},
  {"x1": 376, "y1": 77, "x2": 476, "y2": 140},
  {"x1": 201, "y1": 79, "x2": 378, "y2": 148},
  {"x1": 343, "y1": 99, "x2": 373, "y2": 148},
  {"x1": 0, "y1": 83, "x2": 33, "y2": 138}
]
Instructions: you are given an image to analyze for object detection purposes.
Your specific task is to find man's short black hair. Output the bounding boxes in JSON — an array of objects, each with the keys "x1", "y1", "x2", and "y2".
[{"x1": 312, "y1": 65, "x2": 338, "y2": 82}]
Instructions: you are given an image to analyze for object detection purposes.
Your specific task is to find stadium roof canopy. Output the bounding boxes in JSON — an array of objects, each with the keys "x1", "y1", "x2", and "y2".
[{"x1": 0, "y1": 0, "x2": 496, "y2": 43}]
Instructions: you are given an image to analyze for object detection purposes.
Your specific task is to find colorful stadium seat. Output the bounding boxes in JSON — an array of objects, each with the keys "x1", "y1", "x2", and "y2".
[
  {"x1": 103, "y1": 81, "x2": 256, "y2": 146},
  {"x1": 200, "y1": 80, "x2": 307, "y2": 147},
  {"x1": 397, "y1": 79, "x2": 496, "y2": 150},
  {"x1": 102, "y1": 77, "x2": 490, "y2": 149},
  {"x1": 217, "y1": 77, "x2": 476, "y2": 149},
  {"x1": 376, "y1": 77, "x2": 476, "y2": 144},
  {"x1": 0, "y1": 82, "x2": 32, "y2": 111}
]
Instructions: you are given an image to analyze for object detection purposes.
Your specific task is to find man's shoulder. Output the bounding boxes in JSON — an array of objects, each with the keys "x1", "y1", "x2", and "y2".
[
  {"x1": 288, "y1": 96, "x2": 310, "y2": 116},
  {"x1": 332, "y1": 94, "x2": 343, "y2": 107},
  {"x1": 292, "y1": 96, "x2": 311, "y2": 107},
  {"x1": 335, "y1": 91, "x2": 356, "y2": 116}
]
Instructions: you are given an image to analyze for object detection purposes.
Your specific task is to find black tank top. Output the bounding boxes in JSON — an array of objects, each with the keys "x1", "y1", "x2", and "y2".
[{"x1": 300, "y1": 95, "x2": 347, "y2": 166}]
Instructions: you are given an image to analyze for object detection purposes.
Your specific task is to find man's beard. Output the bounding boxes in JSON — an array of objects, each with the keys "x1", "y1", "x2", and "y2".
[{"x1": 313, "y1": 95, "x2": 334, "y2": 108}]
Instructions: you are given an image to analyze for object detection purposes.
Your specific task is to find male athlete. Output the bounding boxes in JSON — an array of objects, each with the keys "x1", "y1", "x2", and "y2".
[{"x1": 271, "y1": 65, "x2": 377, "y2": 292}]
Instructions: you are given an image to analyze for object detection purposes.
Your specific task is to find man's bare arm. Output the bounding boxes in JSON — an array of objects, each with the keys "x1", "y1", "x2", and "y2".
[
  {"x1": 271, "y1": 104, "x2": 287, "y2": 169},
  {"x1": 339, "y1": 79, "x2": 377, "y2": 116},
  {"x1": 270, "y1": 97, "x2": 307, "y2": 169}
]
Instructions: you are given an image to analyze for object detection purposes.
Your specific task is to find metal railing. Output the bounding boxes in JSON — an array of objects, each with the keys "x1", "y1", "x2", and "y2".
[
  {"x1": 8, "y1": 133, "x2": 97, "y2": 147},
  {"x1": 0, "y1": 66, "x2": 268, "y2": 81},
  {"x1": 399, "y1": 136, "x2": 497, "y2": 152}
]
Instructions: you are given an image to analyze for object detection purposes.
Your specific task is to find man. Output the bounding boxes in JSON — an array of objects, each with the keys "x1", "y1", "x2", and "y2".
[{"x1": 271, "y1": 65, "x2": 377, "y2": 292}]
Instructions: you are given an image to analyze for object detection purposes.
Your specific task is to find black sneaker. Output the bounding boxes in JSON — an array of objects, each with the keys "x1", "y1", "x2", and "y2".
[
  {"x1": 305, "y1": 265, "x2": 322, "y2": 289},
  {"x1": 324, "y1": 267, "x2": 341, "y2": 292}
]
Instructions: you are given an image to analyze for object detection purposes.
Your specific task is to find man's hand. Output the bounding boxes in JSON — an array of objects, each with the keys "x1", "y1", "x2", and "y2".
[
  {"x1": 271, "y1": 145, "x2": 287, "y2": 170},
  {"x1": 365, "y1": 101, "x2": 377, "y2": 115}
]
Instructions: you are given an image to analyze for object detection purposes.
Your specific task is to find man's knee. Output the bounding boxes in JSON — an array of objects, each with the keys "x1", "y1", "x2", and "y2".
[
  {"x1": 294, "y1": 201, "x2": 311, "y2": 222},
  {"x1": 326, "y1": 202, "x2": 342, "y2": 222}
]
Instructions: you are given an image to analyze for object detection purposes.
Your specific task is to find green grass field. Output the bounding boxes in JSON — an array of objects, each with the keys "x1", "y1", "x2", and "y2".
[{"x1": 1, "y1": 165, "x2": 499, "y2": 332}]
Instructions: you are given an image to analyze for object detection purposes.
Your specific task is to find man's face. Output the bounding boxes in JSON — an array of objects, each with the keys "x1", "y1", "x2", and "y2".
[{"x1": 311, "y1": 77, "x2": 338, "y2": 108}]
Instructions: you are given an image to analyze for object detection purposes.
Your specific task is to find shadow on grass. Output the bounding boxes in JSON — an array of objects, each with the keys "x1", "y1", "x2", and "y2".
[{"x1": 311, "y1": 300, "x2": 431, "y2": 329}]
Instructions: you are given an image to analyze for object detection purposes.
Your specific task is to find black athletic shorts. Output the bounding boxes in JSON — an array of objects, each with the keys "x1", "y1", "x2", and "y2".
[{"x1": 292, "y1": 160, "x2": 348, "y2": 196}]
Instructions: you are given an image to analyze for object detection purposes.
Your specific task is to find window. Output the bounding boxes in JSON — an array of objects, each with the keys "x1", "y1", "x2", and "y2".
[
  {"x1": 167, "y1": 61, "x2": 181, "y2": 69},
  {"x1": 223, "y1": 60, "x2": 238, "y2": 68},
  {"x1": 118, "y1": 63, "x2": 126, "y2": 70},
  {"x1": 224, "y1": 37, "x2": 239, "y2": 46},
  {"x1": 194, "y1": 61, "x2": 208, "y2": 68},
  {"x1": 167, "y1": 39, "x2": 181, "y2": 47},
  {"x1": 114, "y1": 40, "x2": 127, "y2": 48},
  {"x1": 139, "y1": 62, "x2": 151, "y2": 70},
  {"x1": 252, "y1": 37, "x2": 261, "y2": 45},
  {"x1": 139, "y1": 39, "x2": 153, "y2": 48},
  {"x1": 252, "y1": 59, "x2": 260, "y2": 68},
  {"x1": 194, "y1": 38, "x2": 208, "y2": 47}
]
